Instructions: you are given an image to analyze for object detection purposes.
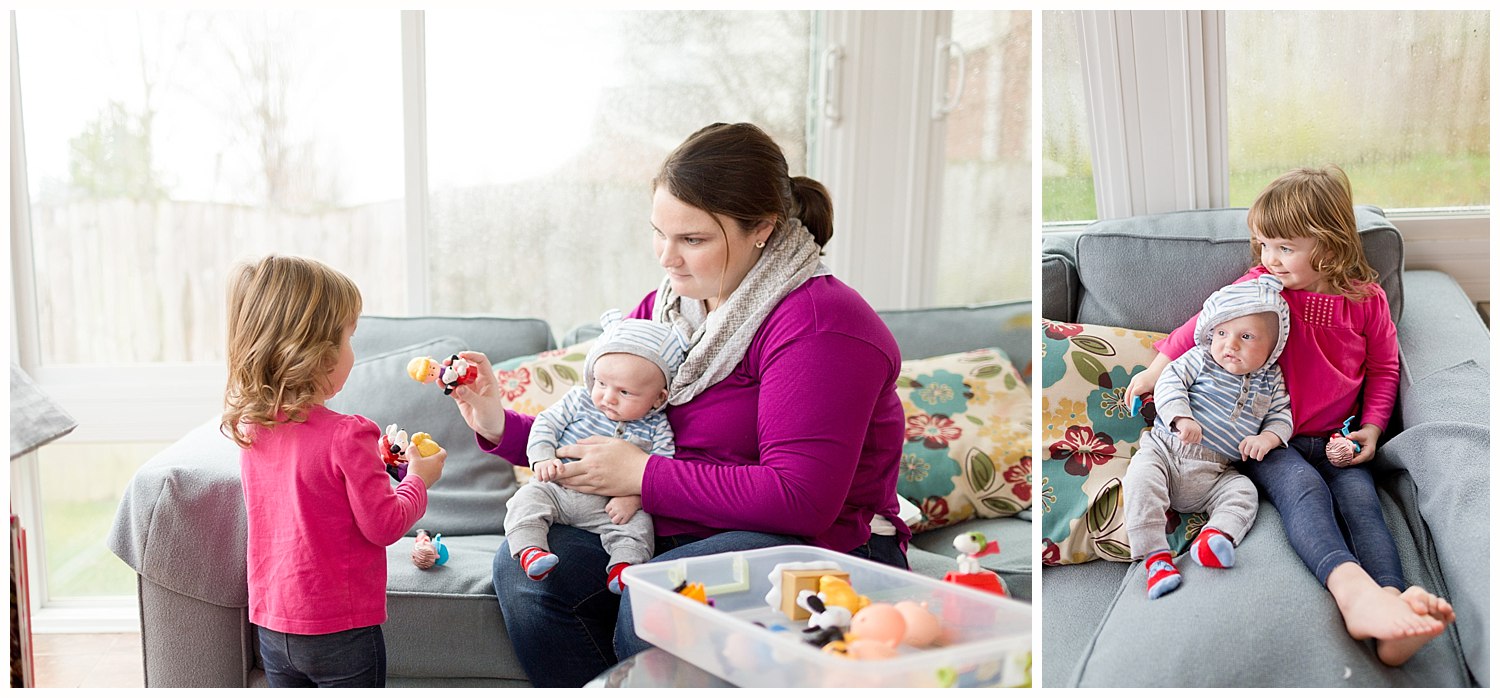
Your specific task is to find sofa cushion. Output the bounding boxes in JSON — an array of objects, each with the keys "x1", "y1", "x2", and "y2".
[
  {"x1": 383, "y1": 534, "x2": 525, "y2": 680},
  {"x1": 1040, "y1": 320, "x2": 1203, "y2": 565},
  {"x1": 896, "y1": 349, "x2": 1032, "y2": 534},
  {"x1": 327, "y1": 337, "x2": 519, "y2": 537},
  {"x1": 1072, "y1": 206, "x2": 1403, "y2": 333},
  {"x1": 1068, "y1": 497, "x2": 1468, "y2": 687},
  {"x1": 878, "y1": 302, "x2": 1034, "y2": 383},
  {"x1": 352, "y1": 315, "x2": 555, "y2": 361}
]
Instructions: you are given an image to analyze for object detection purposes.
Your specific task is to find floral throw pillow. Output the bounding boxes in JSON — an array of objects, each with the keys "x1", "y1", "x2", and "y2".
[
  {"x1": 494, "y1": 341, "x2": 596, "y2": 483},
  {"x1": 896, "y1": 348, "x2": 1032, "y2": 534},
  {"x1": 494, "y1": 340, "x2": 596, "y2": 417},
  {"x1": 1039, "y1": 320, "x2": 1205, "y2": 566}
]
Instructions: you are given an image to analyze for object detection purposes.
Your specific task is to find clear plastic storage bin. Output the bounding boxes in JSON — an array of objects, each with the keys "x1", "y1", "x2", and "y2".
[{"x1": 622, "y1": 545, "x2": 1031, "y2": 688}]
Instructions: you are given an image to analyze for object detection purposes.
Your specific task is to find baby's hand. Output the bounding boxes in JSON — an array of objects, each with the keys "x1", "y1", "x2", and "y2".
[
  {"x1": 605, "y1": 495, "x2": 642, "y2": 525},
  {"x1": 1239, "y1": 432, "x2": 1281, "y2": 461},
  {"x1": 1174, "y1": 417, "x2": 1202, "y2": 444},
  {"x1": 533, "y1": 459, "x2": 564, "y2": 483}
]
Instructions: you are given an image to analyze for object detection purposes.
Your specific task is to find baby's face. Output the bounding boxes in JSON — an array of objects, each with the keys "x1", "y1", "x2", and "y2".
[
  {"x1": 1209, "y1": 313, "x2": 1277, "y2": 375},
  {"x1": 590, "y1": 353, "x2": 668, "y2": 422}
]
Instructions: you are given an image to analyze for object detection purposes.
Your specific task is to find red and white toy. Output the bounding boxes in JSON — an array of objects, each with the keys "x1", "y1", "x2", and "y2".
[
  {"x1": 408, "y1": 354, "x2": 479, "y2": 395},
  {"x1": 378, "y1": 423, "x2": 440, "y2": 481}
]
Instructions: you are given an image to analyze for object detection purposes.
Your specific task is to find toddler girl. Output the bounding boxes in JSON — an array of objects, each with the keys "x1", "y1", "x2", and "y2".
[
  {"x1": 221, "y1": 254, "x2": 446, "y2": 687},
  {"x1": 1126, "y1": 166, "x2": 1455, "y2": 666}
]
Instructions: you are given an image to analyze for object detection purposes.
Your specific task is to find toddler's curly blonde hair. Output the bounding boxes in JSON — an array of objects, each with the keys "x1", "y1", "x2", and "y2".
[
  {"x1": 221, "y1": 255, "x2": 361, "y2": 448},
  {"x1": 1247, "y1": 165, "x2": 1379, "y2": 300}
]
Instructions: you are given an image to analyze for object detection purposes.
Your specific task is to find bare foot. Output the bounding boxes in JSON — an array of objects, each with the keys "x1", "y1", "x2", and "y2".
[
  {"x1": 1399, "y1": 586, "x2": 1457, "y2": 626},
  {"x1": 1330, "y1": 571, "x2": 1443, "y2": 643}
]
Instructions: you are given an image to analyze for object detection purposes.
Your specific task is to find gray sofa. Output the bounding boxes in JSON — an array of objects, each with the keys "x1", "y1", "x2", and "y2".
[
  {"x1": 1040, "y1": 206, "x2": 1489, "y2": 687},
  {"x1": 107, "y1": 300, "x2": 1033, "y2": 687}
]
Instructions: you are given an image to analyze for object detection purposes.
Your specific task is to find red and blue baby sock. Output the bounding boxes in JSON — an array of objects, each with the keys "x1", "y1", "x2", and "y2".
[
  {"x1": 1145, "y1": 551, "x2": 1182, "y2": 600},
  {"x1": 518, "y1": 546, "x2": 559, "y2": 581},
  {"x1": 606, "y1": 563, "x2": 630, "y2": 595},
  {"x1": 1190, "y1": 527, "x2": 1236, "y2": 569}
]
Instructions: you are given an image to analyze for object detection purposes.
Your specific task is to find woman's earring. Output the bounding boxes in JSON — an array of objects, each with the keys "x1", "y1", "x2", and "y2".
[{"x1": 755, "y1": 240, "x2": 766, "y2": 249}]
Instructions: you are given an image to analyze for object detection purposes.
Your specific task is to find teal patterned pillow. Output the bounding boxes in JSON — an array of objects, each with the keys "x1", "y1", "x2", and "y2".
[
  {"x1": 1039, "y1": 320, "x2": 1205, "y2": 566},
  {"x1": 895, "y1": 348, "x2": 1032, "y2": 533}
]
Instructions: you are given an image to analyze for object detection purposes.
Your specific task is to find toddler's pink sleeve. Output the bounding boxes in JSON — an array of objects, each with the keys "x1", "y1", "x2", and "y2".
[{"x1": 1359, "y1": 289, "x2": 1400, "y2": 432}]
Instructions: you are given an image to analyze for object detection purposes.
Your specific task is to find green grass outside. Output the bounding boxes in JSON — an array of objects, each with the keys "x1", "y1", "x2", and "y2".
[
  {"x1": 41, "y1": 499, "x2": 137, "y2": 598},
  {"x1": 1044, "y1": 154, "x2": 1489, "y2": 223}
]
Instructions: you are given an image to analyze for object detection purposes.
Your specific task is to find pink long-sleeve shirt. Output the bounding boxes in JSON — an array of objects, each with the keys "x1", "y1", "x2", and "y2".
[
  {"x1": 483, "y1": 275, "x2": 910, "y2": 553},
  {"x1": 241, "y1": 405, "x2": 428, "y2": 635},
  {"x1": 1154, "y1": 266, "x2": 1400, "y2": 437}
]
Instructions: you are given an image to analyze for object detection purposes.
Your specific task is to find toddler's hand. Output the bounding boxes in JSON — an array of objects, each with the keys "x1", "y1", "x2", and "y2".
[
  {"x1": 1239, "y1": 432, "x2": 1281, "y2": 461},
  {"x1": 1174, "y1": 417, "x2": 1202, "y2": 444},
  {"x1": 606, "y1": 495, "x2": 642, "y2": 525},
  {"x1": 533, "y1": 458, "x2": 563, "y2": 483},
  {"x1": 1125, "y1": 368, "x2": 1160, "y2": 406},
  {"x1": 408, "y1": 446, "x2": 448, "y2": 488},
  {"x1": 1346, "y1": 424, "x2": 1382, "y2": 466},
  {"x1": 450, "y1": 351, "x2": 506, "y2": 443}
]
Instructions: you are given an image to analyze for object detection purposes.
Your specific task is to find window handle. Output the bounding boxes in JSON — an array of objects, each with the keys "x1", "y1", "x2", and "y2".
[
  {"x1": 932, "y1": 39, "x2": 967, "y2": 120},
  {"x1": 821, "y1": 45, "x2": 843, "y2": 124}
]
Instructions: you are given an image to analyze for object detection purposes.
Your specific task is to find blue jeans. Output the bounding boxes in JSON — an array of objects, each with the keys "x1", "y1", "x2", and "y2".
[
  {"x1": 256, "y1": 624, "x2": 386, "y2": 688},
  {"x1": 494, "y1": 525, "x2": 909, "y2": 687},
  {"x1": 1237, "y1": 436, "x2": 1404, "y2": 589}
]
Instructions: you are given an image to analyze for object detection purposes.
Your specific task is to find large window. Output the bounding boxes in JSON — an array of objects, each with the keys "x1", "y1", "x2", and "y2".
[
  {"x1": 1225, "y1": 10, "x2": 1489, "y2": 208},
  {"x1": 934, "y1": 10, "x2": 1031, "y2": 305},
  {"x1": 1042, "y1": 10, "x2": 1490, "y2": 223},
  {"x1": 18, "y1": 11, "x2": 407, "y2": 366},
  {"x1": 424, "y1": 11, "x2": 812, "y2": 333},
  {"x1": 13, "y1": 10, "x2": 1027, "y2": 620},
  {"x1": 1039, "y1": 11, "x2": 1095, "y2": 223}
]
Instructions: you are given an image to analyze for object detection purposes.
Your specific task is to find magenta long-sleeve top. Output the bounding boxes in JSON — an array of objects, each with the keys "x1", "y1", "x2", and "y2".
[
  {"x1": 1153, "y1": 266, "x2": 1400, "y2": 437},
  {"x1": 483, "y1": 275, "x2": 910, "y2": 553},
  {"x1": 241, "y1": 406, "x2": 428, "y2": 635}
]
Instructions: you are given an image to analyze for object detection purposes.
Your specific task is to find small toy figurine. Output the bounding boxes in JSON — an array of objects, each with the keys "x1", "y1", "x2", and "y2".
[
  {"x1": 849, "y1": 603, "x2": 906, "y2": 646},
  {"x1": 1326, "y1": 415, "x2": 1363, "y2": 466},
  {"x1": 953, "y1": 532, "x2": 1001, "y2": 574},
  {"x1": 797, "y1": 592, "x2": 850, "y2": 647},
  {"x1": 944, "y1": 532, "x2": 1008, "y2": 596},
  {"x1": 816, "y1": 575, "x2": 870, "y2": 615},
  {"x1": 378, "y1": 424, "x2": 441, "y2": 481},
  {"x1": 673, "y1": 580, "x2": 711, "y2": 606},
  {"x1": 408, "y1": 354, "x2": 479, "y2": 395},
  {"x1": 893, "y1": 600, "x2": 942, "y2": 648},
  {"x1": 412, "y1": 529, "x2": 439, "y2": 569},
  {"x1": 432, "y1": 533, "x2": 449, "y2": 566}
]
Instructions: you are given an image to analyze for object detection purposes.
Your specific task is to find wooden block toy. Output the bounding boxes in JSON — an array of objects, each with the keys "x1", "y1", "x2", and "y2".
[{"x1": 779, "y1": 568, "x2": 848, "y2": 621}]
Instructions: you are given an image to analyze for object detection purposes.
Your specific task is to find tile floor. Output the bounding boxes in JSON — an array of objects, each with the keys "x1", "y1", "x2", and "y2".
[{"x1": 29, "y1": 633, "x2": 144, "y2": 688}]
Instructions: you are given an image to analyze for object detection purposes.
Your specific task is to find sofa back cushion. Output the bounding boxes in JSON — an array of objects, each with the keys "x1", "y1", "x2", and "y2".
[
  {"x1": 1072, "y1": 206, "x2": 1403, "y2": 333},
  {"x1": 353, "y1": 315, "x2": 555, "y2": 361}
]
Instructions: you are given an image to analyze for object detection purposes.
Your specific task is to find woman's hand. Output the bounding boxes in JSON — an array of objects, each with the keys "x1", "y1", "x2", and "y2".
[
  {"x1": 1126, "y1": 353, "x2": 1170, "y2": 406},
  {"x1": 1343, "y1": 423, "x2": 1382, "y2": 466},
  {"x1": 551, "y1": 436, "x2": 650, "y2": 498},
  {"x1": 449, "y1": 351, "x2": 506, "y2": 443}
]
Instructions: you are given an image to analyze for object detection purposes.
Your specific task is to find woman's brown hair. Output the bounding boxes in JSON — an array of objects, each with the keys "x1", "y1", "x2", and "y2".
[
  {"x1": 220, "y1": 255, "x2": 362, "y2": 448},
  {"x1": 1247, "y1": 165, "x2": 1378, "y2": 300},
  {"x1": 653, "y1": 122, "x2": 833, "y2": 249}
]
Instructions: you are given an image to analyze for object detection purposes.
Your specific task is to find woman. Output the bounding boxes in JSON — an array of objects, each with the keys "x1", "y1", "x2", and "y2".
[{"x1": 450, "y1": 123, "x2": 909, "y2": 687}]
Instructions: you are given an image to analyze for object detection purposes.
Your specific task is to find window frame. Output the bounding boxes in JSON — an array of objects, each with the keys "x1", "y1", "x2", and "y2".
[
  {"x1": 1044, "y1": 9, "x2": 1489, "y2": 307},
  {"x1": 10, "y1": 9, "x2": 1005, "y2": 630}
]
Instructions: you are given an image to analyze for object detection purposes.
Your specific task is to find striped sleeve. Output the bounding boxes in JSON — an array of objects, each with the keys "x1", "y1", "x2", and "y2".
[
  {"x1": 1153, "y1": 349, "x2": 1201, "y2": 429},
  {"x1": 646, "y1": 412, "x2": 675, "y2": 457},
  {"x1": 526, "y1": 387, "x2": 586, "y2": 466}
]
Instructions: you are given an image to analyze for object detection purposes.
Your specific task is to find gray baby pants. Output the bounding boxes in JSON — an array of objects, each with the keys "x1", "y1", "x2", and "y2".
[
  {"x1": 1123, "y1": 427, "x2": 1259, "y2": 558},
  {"x1": 503, "y1": 480, "x2": 655, "y2": 569}
]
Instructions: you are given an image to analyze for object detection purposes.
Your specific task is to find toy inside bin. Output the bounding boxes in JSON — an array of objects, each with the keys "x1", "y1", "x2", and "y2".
[{"x1": 621, "y1": 545, "x2": 1031, "y2": 688}]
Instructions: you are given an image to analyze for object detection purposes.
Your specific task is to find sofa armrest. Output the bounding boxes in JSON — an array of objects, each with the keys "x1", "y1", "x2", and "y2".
[
  {"x1": 1374, "y1": 422, "x2": 1490, "y2": 686},
  {"x1": 107, "y1": 420, "x2": 249, "y2": 607},
  {"x1": 1395, "y1": 270, "x2": 1490, "y2": 430}
]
